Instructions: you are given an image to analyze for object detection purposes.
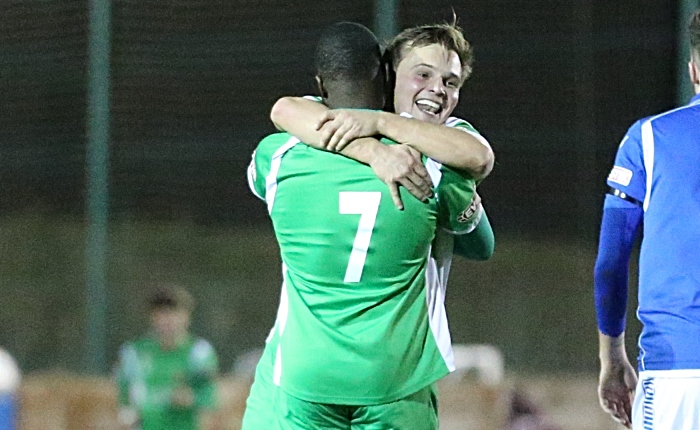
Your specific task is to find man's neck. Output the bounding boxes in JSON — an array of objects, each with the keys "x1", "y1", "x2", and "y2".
[
  {"x1": 159, "y1": 332, "x2": 188, "y2": 350},
  {"x1": 325, "y1": 86, "x2": 382, "y2": 110}
]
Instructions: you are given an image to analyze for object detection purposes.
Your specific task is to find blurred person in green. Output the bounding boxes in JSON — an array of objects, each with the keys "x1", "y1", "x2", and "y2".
[{"x1": 115, "y1": 284, "x2": 219, "y2": 430}]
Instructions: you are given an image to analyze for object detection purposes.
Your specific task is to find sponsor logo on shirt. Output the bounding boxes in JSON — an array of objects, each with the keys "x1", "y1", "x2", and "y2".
[
  {"x1": 608, "y1": 166, "x2": 633, "y2": 186},
  {"x1": 457, "y1": 199, "x2": 479, "y2": 223}
]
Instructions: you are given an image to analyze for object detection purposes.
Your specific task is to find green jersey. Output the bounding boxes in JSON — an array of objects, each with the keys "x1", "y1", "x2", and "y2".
[
  {"x1": 425, "y1": 116, "x2": 493, "y2": 336},
  {"x1": 247, "y1": 132, "x2": 476, "y2": 405},
  {"x1": 116, "y1": 335, "x2": 218, "y2": 430}
]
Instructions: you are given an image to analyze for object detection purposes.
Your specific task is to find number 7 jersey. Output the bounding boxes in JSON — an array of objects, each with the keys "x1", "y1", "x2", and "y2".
[{"x1": 247, "y1": 133, "x2": 477, "y2": 405}]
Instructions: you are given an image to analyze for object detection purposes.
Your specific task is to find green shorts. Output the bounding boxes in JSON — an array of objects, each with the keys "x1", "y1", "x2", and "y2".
[
  {"x1": 241, "y1": 341, "x2": 438, "y2": 430},
  {"x1": 275, "y1": 384, "x2": 438, "y2": 430}
]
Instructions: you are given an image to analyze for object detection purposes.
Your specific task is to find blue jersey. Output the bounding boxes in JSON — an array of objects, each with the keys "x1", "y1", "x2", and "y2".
[{"x1": 605, "y1": 93, "x2": 700, "y2": 371}]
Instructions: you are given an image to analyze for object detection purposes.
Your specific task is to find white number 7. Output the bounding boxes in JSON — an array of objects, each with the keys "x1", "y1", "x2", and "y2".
[{"x1": 339, "y1": 191, "x2": 381, "y2": 283}]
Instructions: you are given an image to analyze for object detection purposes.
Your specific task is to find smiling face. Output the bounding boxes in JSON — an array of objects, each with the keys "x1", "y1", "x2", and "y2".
[{"x1": 393, "y1": 43, "x2": 463, "y2": 125}]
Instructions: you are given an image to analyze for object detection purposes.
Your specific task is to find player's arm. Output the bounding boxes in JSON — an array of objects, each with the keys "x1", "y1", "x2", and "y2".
[
  {"x1": 434, "y1": 166, "x2": 495, "y2": 259},
  {"x1": 595, "y1": 121, "x2": 645, "y2": 428},
  {"x1": 115, "y1": 344, "x2": 140, "y2": 430},
  {"x1": 189, "y1": 340, "x2": 219, "y2": 430},
  {"x1": 452, "y1": 208, "x2": 494, "y2": 261},
  {"x1": 595, "y1": 197, "x2": 642, "y2": 429},
  {"x1": 270, "y1": 96, "x2": 384, "y2": 161},
  {"x1": 316, "y1": 109, "x2": 495, "y2": 180},
  {"x1": 439, "y1": 190, "x2": 495, "y2": 260},
  {"x1": 247, "y1": 134, "x2": 294, "y2": 203},
  {"x1": 270, "y1": 96, "x2": 432, "y2": 209}
]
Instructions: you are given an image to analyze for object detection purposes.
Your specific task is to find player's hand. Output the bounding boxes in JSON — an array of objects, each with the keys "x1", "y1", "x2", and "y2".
[
  {"x1": 171, "y1": 385, "x2": 195, "y2": 408},
  {"x1": 369, "y1": 145, "x2": 433, "y2": 210},
  {"x1": 316, "y1": 109, "x2": 381, "y2": 151},
  {"x1": 598, "y1": 356, "x2": 637, "y2": 428}
]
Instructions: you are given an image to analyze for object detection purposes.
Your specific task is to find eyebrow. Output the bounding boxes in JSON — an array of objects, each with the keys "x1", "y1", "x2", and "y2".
[{"x1": 411, "y1": 63, "x2": 461, "y2": 81}]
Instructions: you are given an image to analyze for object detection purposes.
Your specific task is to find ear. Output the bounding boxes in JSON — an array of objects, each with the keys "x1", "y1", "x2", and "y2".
[
  {"x1": 315, "y1": 75, "x2": 328, "y2": 100},
  {"x1": 689, "y1": 61, "x2": 700, "y2": 86}
]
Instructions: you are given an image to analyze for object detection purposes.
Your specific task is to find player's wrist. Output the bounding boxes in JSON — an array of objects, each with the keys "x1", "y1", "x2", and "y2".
[
  {"x1": 365, "y1": 139, "x2": 387, "y2": 166},
  {"x1": 598, "y1": 332, "x2": 628, "y2": 364}
]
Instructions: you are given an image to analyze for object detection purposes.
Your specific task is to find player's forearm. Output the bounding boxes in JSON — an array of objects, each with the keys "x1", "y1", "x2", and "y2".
[
  {"x1": 594, "y1": 254, "x2": 629, "y2": 337},
  {"x1": 270, "y1": 97, "x2": 328, "y2": 146},
  {"x1": 376, "y1": 112, "x2": 494, "y2": 180},
  {"x1": 594, "y1": 204, "x2": 641, "y2": 337},
  {"x1": 270, "y1": 96, "x2": 382, "y2": 165},
  {"x1": 334, "y1": 137, "x2": 385, "y2": 165}
]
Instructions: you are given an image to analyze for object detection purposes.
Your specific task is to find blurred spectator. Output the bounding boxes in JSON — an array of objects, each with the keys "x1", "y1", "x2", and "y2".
[
  {"x1": 0, "y1": 347, "x2": 20, "y2": 430},
  {"x1": 114, "y1": 284, "x2": 219, "y2": 430},
  {"x1": 507, "y1": 388, "x2": 561, "y2": 430}
]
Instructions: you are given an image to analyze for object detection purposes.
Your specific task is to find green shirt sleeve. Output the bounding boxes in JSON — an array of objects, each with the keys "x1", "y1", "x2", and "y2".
[
  {"x1": 453, "y1": 211, "x2": 495, "y2": 260},
  {"x1": 433, "y1": 164, "x2": 479, "y2": 234},
  {"x1": 433, "y1": 162, "x2": 495, "y2": 259},
  {"x1": 247, "y1": 132, "x2": 299, "y2": 201},
  {"x1": 445, "y1": 117, "x2": 491, "y2": 185},
  {"x1": 188, "y1": 339, "x2": 219, "y2": 410},
  {"x1": 115, "y1": 343, "x2": 137, "y2": 406}
]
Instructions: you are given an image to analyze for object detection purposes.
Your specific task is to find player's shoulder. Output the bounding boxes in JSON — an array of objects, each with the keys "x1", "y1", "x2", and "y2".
[
  {"x1": 256, "y1": 132, "x2": 299, "y2": 159},
  {"x1": 630, "y1": 100, "x2": 699, "y2": 133},
  {"x1": 425, "y1": 157, "x2": 477, "y2": 187},
  {"x1": 258, "y1": 131, "x2": 296, "y2": 147},
  {"x1": 617, "y1": 117, "x2": 647, "y2": 146},
  {"x1": 191, "y1": 337, "x2": 216, "y2": 353},
  {"x1": 185, "y1": 337, "x2": 218, "y2": 372},
  {"x1": 643, "y1": 101, "x2": 700, "y2": 130},
  {"x1": 119, "y1": 337, "x2": 153, "y2": 357},
  {"x1": 118, "y1": 341, "x2": 137, "y2": 356},
  {"x1": 441, "y1": 163, "x2": 478, "y2": 185},
  {"x1": 445, "y1": 116, "x2": 480, "y2": 134},
  {"x1": 445, "y1": 116, "x2": 490, "y2": 149}
]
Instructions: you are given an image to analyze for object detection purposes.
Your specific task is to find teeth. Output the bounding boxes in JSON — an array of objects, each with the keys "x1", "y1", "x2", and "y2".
[{"x1": 416, "y1": 100, "x2": 440, "y2": 109}]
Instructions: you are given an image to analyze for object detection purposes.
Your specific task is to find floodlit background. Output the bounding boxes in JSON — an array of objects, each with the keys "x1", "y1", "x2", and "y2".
[{"x1": 0, "y1": 0, "x2": 698, "y2": 428}]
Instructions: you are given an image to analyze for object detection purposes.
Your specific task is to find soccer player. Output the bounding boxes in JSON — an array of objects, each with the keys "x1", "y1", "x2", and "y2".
[
  {"x1": 270, "y1": 21, "x2": 495, "y2": 331},
  {"x1": 594, "y1": 10, "x2": 700, "y2": 429},
  {"x1": 270, "y1": 22, "x2": 494, "y2": 204},
  {"x1": 245, "y1": 22, "x2": 486, "y2": 430},
  {"x1": 271, "y1": 23, "x2": 493, "y2": 262},
  {"x1": 115, "y1": 284, "x2": 219, "y2": 430},
  {"x1": 245, "y1": 21, "x2": 495, "y2": 429}
]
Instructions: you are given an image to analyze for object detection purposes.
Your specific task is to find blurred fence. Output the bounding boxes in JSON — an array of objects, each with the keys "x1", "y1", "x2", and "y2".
[
  {"x1": 15, "y1": 371, "x2": 626, "y2": 430},
  {"x1": 0, "y1": 217, "x2": 641, "y2": 376},
  {"x1": 0, "y1": 0, "x2": 677, "y2": 375}
]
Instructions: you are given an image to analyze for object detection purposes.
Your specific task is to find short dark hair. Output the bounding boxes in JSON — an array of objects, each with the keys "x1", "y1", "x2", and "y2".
[
  {"x1": 385, "y1": 19, "x2": 474, "y2": 85},
  {"x1": 690, "y1": 10, "x2": 700, "y2": 59},
  {"x1": 147, "y1": 284, "x2": 194, "y2": 312},
  {"x1": 314, "y1": 22, "x2": 383, "y2": 83}
]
